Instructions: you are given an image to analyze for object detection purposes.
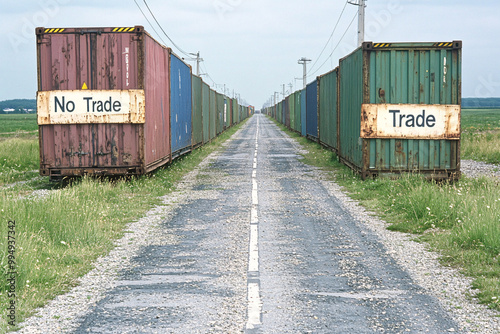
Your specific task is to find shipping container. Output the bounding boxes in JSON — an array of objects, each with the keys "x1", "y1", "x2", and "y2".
[
  {"x1": 306, "y1": 80, "x2": 319, "y2": 141},
  {"x1": 292, "y1": 91, "x2": 301, "y2": 133},
  {"x1": 339, "y1": 41, "x2": 461, "y2": 179},
  {"x1": 284, "y1": 96, "x2": 291, "y2": 128},
  {"x1": 202, "y1": 81, "x2": 210, "y2": 143},
  {"x1": 285, "y1": 95, "x2": 295, "y2": 130},
  {"x1": 209, "y1": 89, "x2": 217, "y2": 140},
  {"x1": 301, "y1": 89, "x2": 307, "y2": 136},
  {"x1": 36, "y1": 26, "x2": 172, "y2": 180},
  {"x1": 191, "y1": 74, "x2": 203, "y2": 148},
  {"x1": 224, "y1": 97, "x2": 230, "y2": 129},
  {"x1": 232, "y1": 98, "x2": 239, "y2": 125},
  {"x1": 318, "y1": 68, "x2": 339, "y2": 151},
  {"x1": 216, "y1": 92, "x2": 224, "y2": 135},
  {"x1": 170, "y1": 52, "x2": 192, "y2": 158}
]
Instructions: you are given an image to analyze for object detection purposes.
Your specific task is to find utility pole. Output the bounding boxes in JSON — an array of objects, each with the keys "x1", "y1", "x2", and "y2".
[
  {"x1": 348, "y1": 0, "x2": 366, "y2": 47},
  {"x1": 298, "y1": 57, "x2": 311, "y2": 89},
  {"x1": 288, "y1": 83, "x2": 293, "y2": 94},
  {"x1": 282, "y1": 84, "x2": 286, "y2": 98},
  {"x1": 189, "y1": 52, "x2": 204, "y2": 76}
]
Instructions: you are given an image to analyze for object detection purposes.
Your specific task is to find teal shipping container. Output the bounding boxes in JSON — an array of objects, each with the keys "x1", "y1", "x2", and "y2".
[
  {"x1": 318, "y1": 68, "x2": 339, "y2": 151},
  {"x1": 339, "y1": 41, "x2": 461, "y2": 180}
]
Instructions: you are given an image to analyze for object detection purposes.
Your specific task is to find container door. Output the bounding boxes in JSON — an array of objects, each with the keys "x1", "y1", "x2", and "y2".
[{"x1": 38, "y1": 29, "x2": 143, "y2": 171}]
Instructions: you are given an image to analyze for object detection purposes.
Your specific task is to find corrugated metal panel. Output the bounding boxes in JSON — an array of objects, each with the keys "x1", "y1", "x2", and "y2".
[
  {"x1": 224, "y1": 97, "x2": 230, "y2": 129},
  {"x1": 293, "y1": 91, "x2": 301, "y2": 133},
  {"x1": 301, "y1": 89, "x2": 306, "y2": 136},
  {"x1": 286, "y1": 94, "x2": 295, "y2": 129},
  {"x1": 202, "y1": 81, "x2": 210, "y2": 143},
  {"x1": 339, "y1": 47, "x2": 364, "y2": 168},
  {"x1": 170, "y1": 52, "x2": 192, "y2": 156},
  {"x1": 277, "y1": 101, "x2": 282, "y2": 124},
  {"x1": 216, "y1": 92, "x2": 224, "y2": 135},
  {"x1": 284, "y1": 96, "x2": 290, "y2": 128},
  {"x1": 318, "y1": 68, "x2": 339, "y2": 151},
  {"x1": 191, "y1": 75, "x2": 203, "y2": 148},
  {"x1": 306, "y1": 80, "x2": 318, "y2": 140},
  {"x1": 339, "y1": 42, "x2": 461, "y2": 179},
  {"x1": 209, "y1": 89, "x2": 217, "y2": 140},
  {"x1": 143, "y1": 33, "x2": 170, "y2": 168},
  {"x1": 232, "y1": 98, "x2": 239, "y2": 125}
]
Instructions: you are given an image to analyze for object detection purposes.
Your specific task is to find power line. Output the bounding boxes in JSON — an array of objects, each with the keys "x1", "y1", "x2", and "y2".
[
  {"x1": 307, "y1": 11, "x2": 357, "y2": 79},
  {"x1": 142, "y1": 0, "x2": 191, "y2": 57},
  {"x1": 308, "y1": 0, "x2": 349, "y2": 74},
  {"x1": 133, "y1": 0, "x2": 167, "y2": 46}
]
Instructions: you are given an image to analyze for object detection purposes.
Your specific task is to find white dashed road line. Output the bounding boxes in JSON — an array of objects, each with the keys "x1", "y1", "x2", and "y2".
[{"x1": 246, "y1": 117, "x2": 262, "y2": 330}]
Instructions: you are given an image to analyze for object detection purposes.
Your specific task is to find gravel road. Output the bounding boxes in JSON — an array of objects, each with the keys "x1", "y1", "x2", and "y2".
[{"x1": 15, "y1": 114, "x2": 500, "y2": 333}]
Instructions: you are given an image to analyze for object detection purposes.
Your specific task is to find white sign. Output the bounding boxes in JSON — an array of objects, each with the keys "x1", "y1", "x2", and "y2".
[
  {"x1": 37, "y1": 90, "x2": 145, "y2": 125},
  {"x1": 360, "y1": 104, "x2": 460, "y2": 139}
]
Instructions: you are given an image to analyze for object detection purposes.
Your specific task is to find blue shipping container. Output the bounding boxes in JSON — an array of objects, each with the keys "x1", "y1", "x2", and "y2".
[
  {"x1": 170, "y1": 52, "x2": 192, "y2": 156},
  {"x1": 306, "y1": 80, "x2": 318, "y2": 140}
]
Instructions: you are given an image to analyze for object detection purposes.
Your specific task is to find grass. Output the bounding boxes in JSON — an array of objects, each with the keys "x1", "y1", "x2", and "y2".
[
  {"x1": 0, "y1": 114, "x2": 38, "y2": 138},
  {"x1": 0, "y1": 120, "x2": 247, "y2": 331},
  {"x1": 269, "y1": 116, "x2": 500, "y2": 312},
  {"x1": 461, "y1": 108, "x2": 500, "y2": 164},
  {"x1": 0, "y1": 114, "x2": 40, "y2": 186},
  {"x1": 0, "y1": 139, "x2": 39, "y2": 186}
]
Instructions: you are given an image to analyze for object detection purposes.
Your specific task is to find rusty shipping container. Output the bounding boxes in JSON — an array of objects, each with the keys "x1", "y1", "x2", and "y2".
[
  {"x1": 339, "y1": 41, "x2": 461, "y2": 179},
  {"x1": 36, "y1": 26, "x2": 176, "y2": 180}
]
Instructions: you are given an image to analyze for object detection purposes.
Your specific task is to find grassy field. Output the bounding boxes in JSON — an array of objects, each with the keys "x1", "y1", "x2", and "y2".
[
  {"x1": 0, "y1": 114, "x2": 37, "y2": 138},
  {"x1": 0, "y1": 114, "x2": 39, "y2": 186},
  {"x1": 0, "y1": 120, "x2": 248, "y2": 331},
  {"x1": 461, "y1": 108, "x2": 500, "y2": 164},
  {"x1": 271, "y1": 117, "x2": 500, "y2": 312}
]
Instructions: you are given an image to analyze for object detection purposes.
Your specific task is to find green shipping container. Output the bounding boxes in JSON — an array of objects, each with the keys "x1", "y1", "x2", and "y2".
[
  {"x1": 224, "y1": 97, "x2": 231, "y2": 129},
  {"x1": 289, "y1": 94, "x2": 295, "y2": 131},
  {"x1": 339, "y1": 41, "x2": 461, "y2": 180},
  {"x1": 232, "y1": 98, "x2": 239, "y2": 125},
  {"x1": 318, "y1": 68, "x2": 339, "y2": 151},
  {"x1": 216, "y1": 92, "x2": 224, "y2": 135},
  {"x1": 191, "y1": 75, "x2": 203, "y2": 148},
  {"x1": 209, "y1": 89, "x2": 217, "y2": 140},
  {"x1": 202, "y1": 81, "x2": 210, "y2": 144}
]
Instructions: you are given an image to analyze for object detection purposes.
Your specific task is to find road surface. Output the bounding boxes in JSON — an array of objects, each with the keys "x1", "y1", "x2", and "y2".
[{"x1": 74, "y1": 114, "x2": 459, "y2": 333}]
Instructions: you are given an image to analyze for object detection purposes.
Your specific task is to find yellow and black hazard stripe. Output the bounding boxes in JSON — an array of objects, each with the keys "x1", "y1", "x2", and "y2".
[
  {"x1": 373, "y1": 43, "x2": 391, "y2": 48},
  {"x1": 112, "y1": 27, "x2": 135, "y2": 32},
  {"x1": 44, "y1": 28, "x2": 65, "y2": 33},
  {"x1": 433, "y1": 42, "x2": 454, "y2": 47}
]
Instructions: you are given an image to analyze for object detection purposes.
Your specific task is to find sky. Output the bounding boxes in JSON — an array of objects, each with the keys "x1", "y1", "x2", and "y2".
[{"x1": 1, "y1": 0, "x2": 500, "y2": 109}]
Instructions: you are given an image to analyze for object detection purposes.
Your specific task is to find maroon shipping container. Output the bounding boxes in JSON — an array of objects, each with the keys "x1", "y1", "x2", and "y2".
[{"x1": 36, "y1": 26, "x2": 172, "y2": 180}]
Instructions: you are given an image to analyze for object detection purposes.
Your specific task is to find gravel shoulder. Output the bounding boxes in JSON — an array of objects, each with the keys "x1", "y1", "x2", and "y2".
[{"x1": 461, "y1": 159, "x2": 500, "y2": 179}]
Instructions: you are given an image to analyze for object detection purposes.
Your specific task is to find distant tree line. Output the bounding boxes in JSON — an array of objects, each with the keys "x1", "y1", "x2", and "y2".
[
  {"x1": 0, "y1": 99, "x2": 36, "y2": 114},
  {"x1": 462, "y1": 98, "x2": 500, "y2": 108}
]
